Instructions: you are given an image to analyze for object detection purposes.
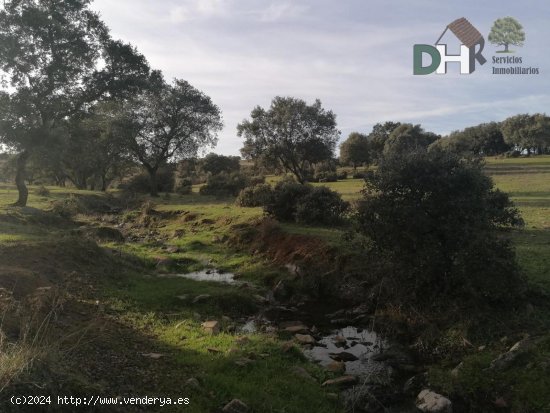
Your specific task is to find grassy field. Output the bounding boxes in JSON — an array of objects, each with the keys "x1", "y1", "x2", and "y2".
[{"x1": 0, "y1": 155, "x2": 549, "y2": 412}]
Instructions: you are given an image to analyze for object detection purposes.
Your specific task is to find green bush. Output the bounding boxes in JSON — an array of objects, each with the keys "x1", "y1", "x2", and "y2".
[
  {"x1": 337, "y1": 171, "x2": 348, "y2": 180},
  {"x1": 295, "y1": 186, "x2": 349, "y2": 225},
  {"x1": 355, "y1": 150, "x2": 525, "y2": 307},
  {"x1": 120, "y1": 167, "x2": 175, "y2": 193},
  {"x1": 263, "y1": 178, "x2": 348, "y2": 225},
  {"x1": 235, "y1": 183, "x2": 273, "y2": 207},
  {"x1": 264, "y1": 178, "x2": 312, "y2": 221},
  {"x1": 314, "y1": 171, "x2": 338, "y2": 182},
  {"x1": 199, "y1": 172, "x2": 248, "y2": 197},
  {"x1": 174, "y1": 177, "x2": 192, "y2": 195}
]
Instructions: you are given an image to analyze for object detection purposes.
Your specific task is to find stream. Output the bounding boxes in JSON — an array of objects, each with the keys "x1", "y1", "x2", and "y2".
[{"x1": 170, "y1": 269, "x2": 418, "y2": 412}]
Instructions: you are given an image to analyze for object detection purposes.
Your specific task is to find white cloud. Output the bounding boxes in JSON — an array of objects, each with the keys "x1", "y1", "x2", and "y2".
[
  {"x1": 260, "y1": 2, "x2": 308, "y2": 22},
  {"x1": 90, "y1": 0, "x2": 550, "y2": 155},
  {"x1": 168, "y1": 0, "x2": 225, "y2": 23}
]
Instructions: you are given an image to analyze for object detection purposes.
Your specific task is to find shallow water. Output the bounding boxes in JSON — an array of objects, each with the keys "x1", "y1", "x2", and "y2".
[
  {"x1": 304, "y1": 326, "x2": 390, "y2": 377},
  {"x1": 166, "y1": 269, "x2": 238, "y2": 283}
]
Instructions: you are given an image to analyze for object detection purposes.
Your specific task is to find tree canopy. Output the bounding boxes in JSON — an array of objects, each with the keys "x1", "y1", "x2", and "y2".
[
  {"x1": 383, "y1": 123, "x2": 439, "y2": 156},
  {"x1": 431, "y1": 122, "x2": 510, "y2": 156},
  {"x1": 118, "y1": 78, "x2": 222, "y2": 196},
  {"x1": 339, "y1": 132, "x2": 370, "y2": 168},
  {"x1": 501, "y1": 113, "x2": 550, "y2": 154},
  {"x1": 238, "y1": 97, "x2": 339, "y2": 183},
  {"x1": 366, "y1": 121, "x2": 402, "y2": 161},
  {"x1": 0, "y1": 0, "x2": 152, "y2": 205}
]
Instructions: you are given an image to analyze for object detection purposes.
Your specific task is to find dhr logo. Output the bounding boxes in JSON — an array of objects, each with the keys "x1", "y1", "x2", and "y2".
[{"x1": 413, "y1": 17, "x2": 487, "y2": 75}]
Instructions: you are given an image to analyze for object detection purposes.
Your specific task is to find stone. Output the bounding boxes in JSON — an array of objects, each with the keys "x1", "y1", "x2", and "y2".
[
  {"x1": 253, "y1": 294, "x2": 269, "y2": 303},
  {"x1": 156, "y1": 257, "x2": 175, "y2": 268},
  {"x1": 193, "y1": 294, "x2": 211, "y2": 304},
  {"x1": 234, "y1": 357, "x2": 254, "y2": 367},
  {"x1": 222, "y1": 399, "x2": 249, "y2": 413},
  {"x1": 403, "y1": 373, "x2": 427, "y2": 396},
  {"x1": 207, "y1": 347, "x2": 222, "y2": 354},
  {"x1": 284, "y1": 325, "x2": 309, "y2": 334},
  {"x1": 185, "y1": 378, "x2": 200, "y2": 389},
  {"x1": 281, "y1": 341, "x2": 295, "y2": 352},
  {"x1": 172, "y1": 229, "x2": 185, "y2": 238},
  {"x1": 416, "y1": 389, "x2": 452, "y2": 413},
  {"x1": 494, "y1": 397, "x2": 508, "y2": 408},
  {"x1": 291, "y1": 366, "x2": 315, "y2": 382},
  {"x1": 330, "y1": 351, "x2": 358, "y2": 362},
  {"x1": 235, "y1": 336, "x2": 250, "y2": 346},
  {"x1": 201, "y1": 320, "x2": 220, "y2": 335},
  {"x1": 294, "y1": 334, "x2": 316, "y2": 345},
  {"x1": 326, "y1": 361, "x2": 346, "y2": 373},
  {"x1": 141, "y1": 353, "x2": 163, "y2": 359},
  {"x1": 489, "y1": 336, "x2": 535, "y2": 370},
  {"x1": 165, "y1": 245, "x2": 180, "y2": 253},
  {"x1": 322, "y1": 376, "x2": 358, "y2": 387},
  {"x1": 450, "y1": 362, "x2": 463, "y2": 377}
]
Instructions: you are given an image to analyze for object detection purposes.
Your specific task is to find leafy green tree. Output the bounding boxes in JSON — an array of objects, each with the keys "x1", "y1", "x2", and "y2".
[
  {"x1": 201, "y1": 153, "x2": 241, "y2": 176},
  {"x1": 432, "y1": 122, "x2": 510, "y2": 156},
  {"x1": 501, "y1": 113, "x2": 550, "y2": 154},
  {"x1": 355, "y1": 150, "x2": 525, "y2": 307},
  {"x1": 366, "y1": 121, "x2": 402, "y2": 162},
  {"x1": 238, "y1": 97, "x2": 339, "y2": 183},
  {"x1": 119, "y1": 78, "x2": 222, "y2": 196},
  {"x1": 383, "y1": 124, "x2": 439, "y2": 156},
  {"x1": 339, "y1": 132, "x2": 370, "y2": 169},
  {"x1": 0, "y1": 0, "x2": 152, "y2": 205},
  {"x1": 488, "y1": 17, "x2": 525, "y2": 53}
]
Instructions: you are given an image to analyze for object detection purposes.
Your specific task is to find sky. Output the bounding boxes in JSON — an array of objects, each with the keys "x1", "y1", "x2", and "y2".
[{"x1": 91, "y1": 0, "x2": 550, "y2": 155}]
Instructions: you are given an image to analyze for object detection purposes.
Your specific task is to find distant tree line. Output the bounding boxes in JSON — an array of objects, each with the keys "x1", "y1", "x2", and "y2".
[{"x1": 338, "y1": 114, "x2": 550, "y2": 170}]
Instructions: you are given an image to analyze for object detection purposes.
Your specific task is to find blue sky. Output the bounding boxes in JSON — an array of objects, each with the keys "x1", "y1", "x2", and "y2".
[{"x1": 92, "y1": 0, "x2": 550, "y2": 155}]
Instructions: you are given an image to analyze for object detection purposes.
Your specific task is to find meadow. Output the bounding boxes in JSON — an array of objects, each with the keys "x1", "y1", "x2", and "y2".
[{"x1": 0, "y1": 155, "x2": 549, "y2": 412}]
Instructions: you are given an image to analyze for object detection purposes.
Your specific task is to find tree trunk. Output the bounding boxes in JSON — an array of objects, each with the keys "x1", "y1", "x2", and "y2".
[
  {"x1": 504, "y1": 43, "x2": 509, "y2": 52},
  {"x1": 14, "y1": 150, "x2": 30, "y2": 207},
  {"x1": 148, "y1": 168, "x2": 159, "y2": 197},
  {"x1": 101, "y1": 174, "x2": 107, "y2": 192}
]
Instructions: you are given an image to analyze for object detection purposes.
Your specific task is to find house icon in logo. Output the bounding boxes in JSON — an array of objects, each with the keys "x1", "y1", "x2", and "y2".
[{"x1": 414, "y1": 17, "x2": 487, "y2": 75}]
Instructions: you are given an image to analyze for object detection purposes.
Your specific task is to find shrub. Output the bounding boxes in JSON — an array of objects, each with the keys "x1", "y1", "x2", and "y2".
[
  {"x1": 34, "y1": 186, "x2": 50, "y2": 197},
  {"x1": 174, "y1": 177, "x2": 192, "y2": 195},
  {"x1": 264, "y1": 178, "x2": 312, "y2": 221},
  {"x1": 246, "y1": 175, "x2": 266, "y2": 187},
  {"x1": 199, "y1": 172, "x2": 248, "y2": 197},
  {"x1": 263, "y1": 178, "x2": 348, "y2": 225},
  {"x1": 121, "y1": 166, "x2": 175, "y2": 194},
  {"x1": 337, "y1": 171, "x2": 348, "y2": 180},
  {"x1": 352, "y1": 172, "x2": 366, "y2": 179},
  {"x1": 314, "y1": 171, "x2": 338, "y2": 182},
  {"x1": 505, "y1": 150, "x2": 521, "y2": 158},
  {"x1": 235, "y1": 183, "x2": 273, "y2": 207},
  {"x1": 355, "y1": 150, "x2": 525, "y2": 308},
  {"x1": 201, "y1": 153, "x2": 241, "y2": 175},
  {"x1": 295, "y1": 186, "x2": 349, "y2": 225}
]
